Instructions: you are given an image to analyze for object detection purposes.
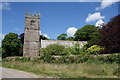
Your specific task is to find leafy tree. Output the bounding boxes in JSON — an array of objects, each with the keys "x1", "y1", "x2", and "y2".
[
  {"x1": 98, "y1": 15, "x2": 120, "y2": 53},
  {"x1": 66, "y1": 37, "x2": 74, "y2": 41},
  {"x1": 57, "y1": 33, "x2": 67, "y2": 40},
  {"x1": 74, "y1": 25, "x2": 98, "y2": 41},
  {"x1": 19, "y1": 33, "x2": 24, "y2": 45},
  {"x1": 2, "y1": 33, "x2": 23, "y2": 58},
  {"x1": 86, "y1": 29, "x2": 101, "y2": 47}
]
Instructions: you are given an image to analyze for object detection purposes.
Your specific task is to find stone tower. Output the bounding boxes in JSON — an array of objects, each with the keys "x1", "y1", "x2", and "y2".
[{"x1": 23, "y1": 10, "x2": 40, "y2": 57}]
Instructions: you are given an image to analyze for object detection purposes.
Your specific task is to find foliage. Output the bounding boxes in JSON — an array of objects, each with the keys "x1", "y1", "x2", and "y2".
[
  {"x1": 3, "y1": 53, "x2": 119, "y2": 64},
  {"x1": 98, "y1": 14, "x2": 120, "y2": 53},
  {"x1": 19, "y1": 33, "x2": 24, "y2": 45},
  {"x1": 41, "y1": 43, "x2": 88, "y2": 56},
  {"x1": 57, "y1": 33, "x2": 67, "y2": 40},
  {"x1": 65, "y1": 42, "x2": 84, "y2": 55},
  {"x1": 40, "y1": 44, "x2": 67, "y2": 56},
  {"x1": 0, "y1": 48, "x2": 2, "y2": 57},
  {"x1": 66, "y1": 37, "x2": 74, "y2": 41},
  {"x1": 40, "y1": 42, "x2": 87, "y2": 56},
  {"x1": 74, "y1": 25, "x2": 98, "y2": 41},
  {"x1": 2, "y1": 33, "x2": 23, "y2": 58},
  {"x1": 86, "y1": 29, "x2": 101, "y2": 47},
  {"x1": 87, "y1": 45, "x2": 104, "y2": 55}
]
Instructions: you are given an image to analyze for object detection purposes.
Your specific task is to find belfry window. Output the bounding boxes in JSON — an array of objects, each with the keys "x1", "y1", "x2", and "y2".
[{"x1": 31, "y1": 20, "x2": 35, "y2": 26}]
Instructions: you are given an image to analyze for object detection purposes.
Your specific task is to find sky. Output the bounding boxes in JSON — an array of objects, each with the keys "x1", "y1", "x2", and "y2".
[{"x1": 0, "y1": 1, "x2": 119, "y2": 46}]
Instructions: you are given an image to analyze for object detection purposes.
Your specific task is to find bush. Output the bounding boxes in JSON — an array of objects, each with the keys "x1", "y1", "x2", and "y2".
[
  {"x1": 40, "y1": 44, "x2": 67, "y2": 56},
  {"x1": 65, "y1": 42, "x2": 87, "y2": 55},
  {"x1": 3, "y1": 53, "x2": 119, "y2": 64},
  {"x1": 87, "y1": 45, "x2": 104, "y2": 55}
]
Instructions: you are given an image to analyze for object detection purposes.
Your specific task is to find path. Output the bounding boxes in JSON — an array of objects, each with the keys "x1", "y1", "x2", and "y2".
[{"x1": 0, "y1": 67, "x2": 42, "y2": 78}]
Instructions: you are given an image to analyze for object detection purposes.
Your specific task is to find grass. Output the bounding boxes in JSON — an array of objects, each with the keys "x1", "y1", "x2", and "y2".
[{"x1": 2, "y1": 61, "x2": 119, "y2": 78}]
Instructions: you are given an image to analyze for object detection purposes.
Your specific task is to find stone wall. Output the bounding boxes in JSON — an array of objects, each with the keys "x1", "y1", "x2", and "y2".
[{"x1": 41, "y1": 40, "x2": 87, "y2": 48}]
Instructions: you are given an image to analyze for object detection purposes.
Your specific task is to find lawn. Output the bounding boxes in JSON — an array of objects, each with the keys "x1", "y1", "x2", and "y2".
[{"x1": 2, "y1": 61, "x2": 119, "y2": 78}]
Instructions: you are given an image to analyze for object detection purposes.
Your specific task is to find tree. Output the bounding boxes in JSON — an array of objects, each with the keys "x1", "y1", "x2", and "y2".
[
  {"x1": 2, "y1": 33, "x2": 23, "y2": 58},
  {"x1": 57, "y1": 33, "x2": 67, "y2": 40},
  {"x1": 98, "y1": 15, "x2": 120, "y2": 53},
  {"x1": 74, "y1": 25, "x2": 98, "y2": 41},
  {"x1": 86, "y1": 29, "x2": 101, "y2": 47},
  {"x1": 19, "y1": 33, "x2": 24, "y2": 45},
  {"x1": 66, "y1": 37, "x2": 74, "y2": 41}
]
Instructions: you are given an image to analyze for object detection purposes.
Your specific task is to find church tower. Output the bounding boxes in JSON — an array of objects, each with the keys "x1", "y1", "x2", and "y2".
[{"x1": 23, "y1": 10, "x2": 40, "y2": 56}]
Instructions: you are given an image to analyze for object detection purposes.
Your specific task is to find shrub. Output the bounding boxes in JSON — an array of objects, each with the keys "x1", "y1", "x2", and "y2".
[
  {"x1": 87, "y1": 45, "x2": 104, "y2": 55},
  {"x1": 2, "y1": 53, "x2": 119, "y2": 64},
  {"x1": 40, "y1": 44, "x2": 67, "y2": 56},
  {"x1": 66, "y1": 42, "x2": 85, "y2": 55}
]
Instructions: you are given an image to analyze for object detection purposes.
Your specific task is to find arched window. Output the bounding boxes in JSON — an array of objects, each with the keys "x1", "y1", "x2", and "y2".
[{"x1": 31, "y1": 20, "x2": 35, "y2": 26}]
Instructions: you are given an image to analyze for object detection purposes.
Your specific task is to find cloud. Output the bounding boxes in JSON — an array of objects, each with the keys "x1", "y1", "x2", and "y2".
[
  {"x1": 95, "y1": 19, "x2": 104, "y2": 28},
  {"x1": 0, "y1": 2, "x2": 11, "y2": 10},
  {"x1": 86, "y1": 12, "x2": 105, "y2": 23},
  {"x1": 0, "y1": 33, "x2": 4, "y2": 47},
  {"x1": 42, "y1": 33, "x2": 49, "y2": 39},
  {"x1": 67, "y1": 27, "x2": 78, "y2": 36},
  {"x1": 0, "y1": 33, "x2": 4, "y2": 39},
  {"x1": 96, "y1": 0, "x2": 119, "y2": 11}
]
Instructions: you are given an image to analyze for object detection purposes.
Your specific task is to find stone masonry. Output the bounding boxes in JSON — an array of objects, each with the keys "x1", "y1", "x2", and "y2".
[{"x1": 23, "y1": 10, "x2": 40, "y2": 56}]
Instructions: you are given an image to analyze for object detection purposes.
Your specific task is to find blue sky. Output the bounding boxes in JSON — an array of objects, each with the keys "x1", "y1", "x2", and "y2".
[{"x1": 2, "y1": 2, "x2": 118, "y2": 40}]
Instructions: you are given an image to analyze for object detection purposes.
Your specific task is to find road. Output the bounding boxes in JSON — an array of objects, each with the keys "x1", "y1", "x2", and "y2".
[{"x1": 0, "y1": 67, "x2": 41, "y2": 78}]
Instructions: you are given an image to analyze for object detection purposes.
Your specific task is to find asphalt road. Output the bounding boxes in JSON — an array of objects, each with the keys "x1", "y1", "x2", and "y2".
[{"x1": 0, "y1": 67, "x2": 41, "y2": 78}]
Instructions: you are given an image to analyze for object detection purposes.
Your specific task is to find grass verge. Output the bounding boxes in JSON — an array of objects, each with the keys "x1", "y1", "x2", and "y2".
[{"x1": 2, "y1": 61, "x2": 119, "y2": 78}]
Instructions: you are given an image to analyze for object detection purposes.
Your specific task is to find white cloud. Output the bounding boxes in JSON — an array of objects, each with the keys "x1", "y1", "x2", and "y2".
[
  {"x1": 86, "y1": 12, "x2": 105, "y2": 23},
  {"x1": 0, "y1": 33, "x2": 4, "y2": 39},
  {"x1": 95, "y1": 19, "x2": 104, "y2": 28},
  {"x1": 96, "y1": 0, "x2": 119, "y2": 11},
  {"x1": 67, "y1": 27, "x2": 78, "y2": 36},
  {"x1": 0, "y1": 2, "x2": 11, "y2": 10},
  {"x1": 0, "y1": 33, "x2": 4, "y2": 47},
  {"x1": 42, "y1": 33, "x2": 49, "y2": 39}
]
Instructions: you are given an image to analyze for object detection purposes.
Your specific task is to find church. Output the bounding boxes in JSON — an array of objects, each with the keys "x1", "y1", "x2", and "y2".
[{"x1": 23, "y1": 10, "x2": 87, "y2": 57}]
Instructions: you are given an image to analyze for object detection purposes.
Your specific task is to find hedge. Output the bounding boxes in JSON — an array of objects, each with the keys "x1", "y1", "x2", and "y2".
[{"x1": 2, "y1": 53, "x2": 120, "y2": 64}]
